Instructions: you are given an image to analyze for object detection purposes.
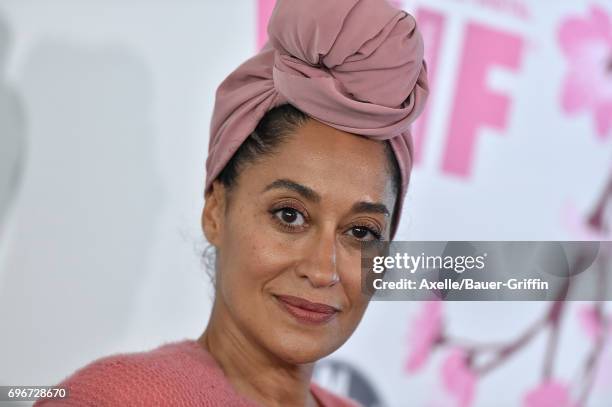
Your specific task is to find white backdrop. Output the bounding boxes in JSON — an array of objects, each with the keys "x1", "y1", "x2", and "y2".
[{"x1": 0, "y1": 1, "x2": 611, "y2": 406}]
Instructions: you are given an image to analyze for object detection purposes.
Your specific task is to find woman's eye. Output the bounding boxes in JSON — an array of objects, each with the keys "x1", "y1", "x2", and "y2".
[
  {"x1": 274, "y1": 207, "x2": 305, "y2": 226},
  {"x1": 348, "y1": 226, "x2": 381, "y2": 241}
]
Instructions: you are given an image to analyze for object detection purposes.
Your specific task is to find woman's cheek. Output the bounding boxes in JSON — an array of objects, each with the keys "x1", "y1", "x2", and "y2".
[{"x1": 341, "y1": 256, "x2": 370, "y2": 319}]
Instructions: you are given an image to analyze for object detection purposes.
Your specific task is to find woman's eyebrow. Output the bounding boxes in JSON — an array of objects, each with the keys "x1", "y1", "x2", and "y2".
[
  {"x1": 350, "y1": 201, "x2": 390, "y2": 217},
  {"x1": 262, "y1": 178, "x2": 321, "y2": 202},
  {"x1": 262, "y1": 178, "x2": 390, "y2": 216}
]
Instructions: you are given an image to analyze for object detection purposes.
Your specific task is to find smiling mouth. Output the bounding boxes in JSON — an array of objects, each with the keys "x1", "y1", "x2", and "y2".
[{"x1": 274, "y1": 294, "x2": 339, "y2": 325}]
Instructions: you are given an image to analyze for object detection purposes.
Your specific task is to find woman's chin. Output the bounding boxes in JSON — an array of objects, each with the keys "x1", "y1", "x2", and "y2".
[
  {"x1": 267, "y1": 334, "x2": 344, "y2": 365},
  {"x1": 274, "y1": 347, "x2": 330, "y2": 365}
]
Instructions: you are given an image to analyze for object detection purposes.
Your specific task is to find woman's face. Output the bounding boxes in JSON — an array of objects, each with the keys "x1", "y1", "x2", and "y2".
[{"x1": 204, "y1": 118, "x2": 396, "y2": 364}]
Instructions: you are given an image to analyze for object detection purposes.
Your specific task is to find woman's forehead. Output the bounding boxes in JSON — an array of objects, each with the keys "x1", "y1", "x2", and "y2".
[
  {"x1": 244, "y1": 121, "x2": 395, "y2": 203},
  {"x1": 278, "y1": 120, "x2": 387, "y2": 164}
]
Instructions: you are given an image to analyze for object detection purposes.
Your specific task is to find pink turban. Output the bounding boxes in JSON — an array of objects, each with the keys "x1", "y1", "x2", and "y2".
[{"x1": 205, "y1": 0, "x2": 429, "y2": 239}]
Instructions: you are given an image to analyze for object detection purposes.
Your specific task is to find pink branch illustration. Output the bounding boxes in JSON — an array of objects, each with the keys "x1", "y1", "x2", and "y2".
[{"x1": 404, "y1": 181, "x2": 611, "y2": 407}]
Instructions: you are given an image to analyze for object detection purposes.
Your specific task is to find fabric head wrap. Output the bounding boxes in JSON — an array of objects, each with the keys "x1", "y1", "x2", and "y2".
[{"x1": 205, "y1": 0, "x2": 429, "y2": 239}]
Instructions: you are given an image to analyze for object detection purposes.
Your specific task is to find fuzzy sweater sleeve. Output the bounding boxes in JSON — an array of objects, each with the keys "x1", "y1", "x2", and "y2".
[
  {"x1": 33, "y1": 340, "x2": 260, "y2": 407},
  {"x1": 33, "y1": 340, "x2": 361, "y2": 407}
]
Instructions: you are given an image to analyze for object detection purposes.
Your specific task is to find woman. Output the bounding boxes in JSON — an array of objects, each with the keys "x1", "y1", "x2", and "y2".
[{"x1": 35, "y1": 0, "x2": 428, "y2": 406}]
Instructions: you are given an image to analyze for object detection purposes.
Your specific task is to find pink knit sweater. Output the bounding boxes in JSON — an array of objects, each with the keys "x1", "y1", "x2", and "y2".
[{"x1": 33, "y1": 339, "x2": 360, "y2": 406}]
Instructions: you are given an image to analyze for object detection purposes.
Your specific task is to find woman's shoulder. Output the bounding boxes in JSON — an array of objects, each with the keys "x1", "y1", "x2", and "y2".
[
  {"x1": 310, "y1": 382, "x2": 363, "y2": 407},
  {"x1": 33, "y1": 339, "x2": 257, "y2": 406}
]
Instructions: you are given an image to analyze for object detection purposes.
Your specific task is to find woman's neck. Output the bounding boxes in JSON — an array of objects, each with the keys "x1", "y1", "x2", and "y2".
[{"x1": 197, "y1": 300, "x2": 320, "y2": 407}]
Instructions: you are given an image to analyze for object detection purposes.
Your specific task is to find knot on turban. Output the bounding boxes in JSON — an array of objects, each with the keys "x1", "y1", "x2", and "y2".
[{"x1": 206, "y1": 0, "x2": 429, "y2": 238}]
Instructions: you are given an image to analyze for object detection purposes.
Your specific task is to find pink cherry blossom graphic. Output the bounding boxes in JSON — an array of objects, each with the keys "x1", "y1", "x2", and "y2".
[
  {"x1": 523, "y1": 381, "x2": 575, "y2": 407},
  {"x1": 440, "y1": 349, "x2": 477, "y2": 407},
  {"x1": 578, "y1": 305, "x2": 602, "y2": 338},
  {"x1": 578, "y1": 304, "x2": 611, "y2": 340},
  {"x1": 558, "y1": 6, "x2": 612, "y2": 139},
  {"x1": 405, "y1": 301, "x2": 443, "y2": 373},
  {"x1": 561, "y1": 201, "x2": 611, "y2": 240}
]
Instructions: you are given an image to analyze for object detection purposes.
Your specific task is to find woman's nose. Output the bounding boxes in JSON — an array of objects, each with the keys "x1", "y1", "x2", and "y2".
[{"x1": 295, "y1": 226, "x2": 340, "y2": 288}]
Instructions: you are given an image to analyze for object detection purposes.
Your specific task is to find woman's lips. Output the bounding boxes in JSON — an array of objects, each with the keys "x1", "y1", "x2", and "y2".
[{"x1": 274, "y1": 294, "x2": 339, "y2": 325}]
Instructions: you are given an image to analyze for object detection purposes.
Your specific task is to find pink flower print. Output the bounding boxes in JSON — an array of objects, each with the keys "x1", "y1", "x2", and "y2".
[
  {"x1": 523, "y1": 381, "x2": 574, "y2": 407},
  {"x1": 578, "y1": 304, "x2": 611, "y2": 340},
  {"x1": 558, "y1": 6, "x2": 612, "y2": 139},
  {"x1": 440, "y1": 349, "x2": 477, "y2": 407},
  {"x1": 405, "y1": 301, "x2": 443, "y2": 373},
  {"x1": 561, "y1": 201, "x2": 610, "y2": 240}
]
